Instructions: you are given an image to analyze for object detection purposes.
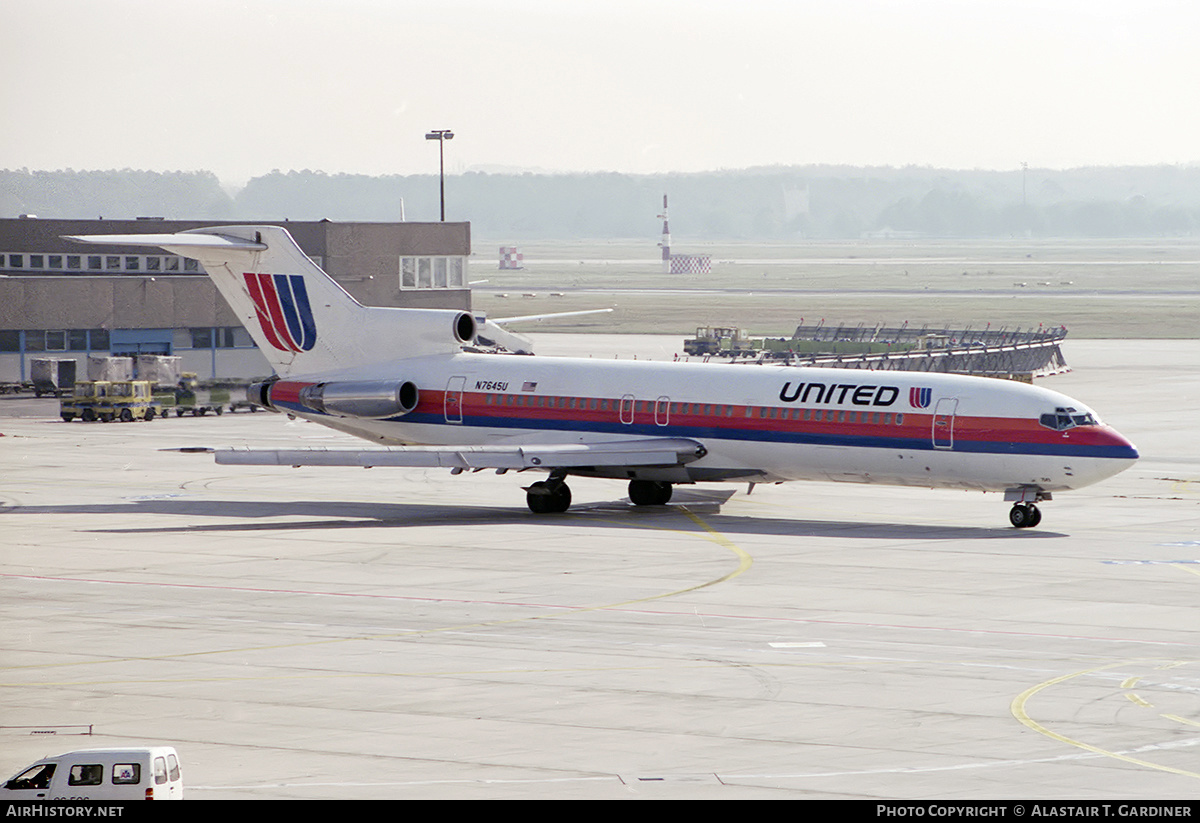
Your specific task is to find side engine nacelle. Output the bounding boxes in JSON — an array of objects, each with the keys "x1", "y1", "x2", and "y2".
[
  {"x1": 250, "y1": 378, "x2": 420, "y2": 419},
  {"x1": 248, "y1": 377, "x2": 279, "y2": 411},
  {"x1": 376, "y1": 309, "x2": 476, "y2": 352},
  {"x1": 298, "y1": 380, "x2": 420, "y2": 419}
]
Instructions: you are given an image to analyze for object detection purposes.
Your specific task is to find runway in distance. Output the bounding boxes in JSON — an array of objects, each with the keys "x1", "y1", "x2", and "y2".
[{"x1": 67, "y1": 226, "x2": 1139, "y2": 528}]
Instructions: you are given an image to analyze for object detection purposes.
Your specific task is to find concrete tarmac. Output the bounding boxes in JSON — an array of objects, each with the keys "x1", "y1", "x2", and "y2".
[{"x1": 2, "y1": 339, "x2": 1199, "y2": 799}]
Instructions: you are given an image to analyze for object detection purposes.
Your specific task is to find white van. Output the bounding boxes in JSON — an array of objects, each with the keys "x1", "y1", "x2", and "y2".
[{"x1": 0, "y1": 747, "x2": 182, "y2": 800}]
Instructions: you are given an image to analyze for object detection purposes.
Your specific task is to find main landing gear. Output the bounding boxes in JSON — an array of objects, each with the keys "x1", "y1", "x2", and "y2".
[
  {"x1": 525, "y1": 478, "x2": 572, "y2": 514},
  {"x1": 1009, "y1": 502, "x2": 1042, "y2": 529},
  {"x1": 628, "y1": 479, "x2": 673, "y2": 507},
  {"x1": 524, "y1": 477, "x2": 677, "y2": 514}
]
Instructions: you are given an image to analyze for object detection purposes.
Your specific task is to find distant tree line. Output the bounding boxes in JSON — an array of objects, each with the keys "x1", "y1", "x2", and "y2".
[
  {"x1": 0, "y1": 168, "x2": 234, "y2": 222},
  {"x1": 3, "y1": 165, "x2": 1199, "y2": 239}
]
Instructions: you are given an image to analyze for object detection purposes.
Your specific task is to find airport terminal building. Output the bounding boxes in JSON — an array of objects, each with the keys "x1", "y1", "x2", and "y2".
[{"x1": 0, "y1": 217, "x2": 471, "y2": 382}]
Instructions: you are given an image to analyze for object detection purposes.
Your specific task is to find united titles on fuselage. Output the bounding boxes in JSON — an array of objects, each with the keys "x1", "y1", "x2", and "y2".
[{"x1": 779, "y1": 381, "x2": 901, "y2": 407}]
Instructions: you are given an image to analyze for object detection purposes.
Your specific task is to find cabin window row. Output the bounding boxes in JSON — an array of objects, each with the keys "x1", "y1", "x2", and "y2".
[
  {"x1": 480, "y1": 392, "x2": 905, "y2": 425},
  {"x1": 757, "y1": 407, "x2": 905, "y2": 425}
]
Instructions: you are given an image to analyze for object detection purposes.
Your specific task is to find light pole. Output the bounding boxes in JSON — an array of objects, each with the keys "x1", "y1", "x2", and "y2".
[{"x1": 425, "y1": 129, "x2": 454, "y2": 221}]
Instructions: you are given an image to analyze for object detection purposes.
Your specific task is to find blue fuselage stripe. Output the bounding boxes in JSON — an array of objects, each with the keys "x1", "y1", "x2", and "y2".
[{"x1": 383, "y1": 411, "x2": 1137, "y2": 461}]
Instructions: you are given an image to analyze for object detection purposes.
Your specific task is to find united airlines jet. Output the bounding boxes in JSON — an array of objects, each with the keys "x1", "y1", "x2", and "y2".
[{"x1": 67, "y1": 226, "x2": 1138, "y2": 528}]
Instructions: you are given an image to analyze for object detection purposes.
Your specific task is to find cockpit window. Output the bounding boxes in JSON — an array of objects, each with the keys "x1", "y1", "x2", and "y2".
[{"x1": 1039, "y1": 406, "x2": 1098, "y2": 431}]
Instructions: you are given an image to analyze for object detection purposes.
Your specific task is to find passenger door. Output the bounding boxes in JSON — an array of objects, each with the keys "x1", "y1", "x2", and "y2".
[
  {"x1": 932, "y1": 398, "x2": 958, "y2": 449},
  {"x1": 444, "y1": 376, "x2": 465, "y2": 424}
]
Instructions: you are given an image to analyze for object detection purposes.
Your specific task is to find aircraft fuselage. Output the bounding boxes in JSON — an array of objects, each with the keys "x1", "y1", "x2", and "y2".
[{"x1": 264, "y1": 352, "x2": 1138, "y2": 495}]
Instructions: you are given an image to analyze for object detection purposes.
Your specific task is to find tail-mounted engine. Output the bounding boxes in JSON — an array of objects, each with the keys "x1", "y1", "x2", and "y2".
[
  {"x1": 298, "y1": 380, "x2": 420, "y2": 419},
  {"x1": 452, "y1": 311, "x2": 476, "y2": 345},
  {"x1": 251, "y1": 377, "x2": 420, "y2": 419},
  {"x1": 248, "y1": 376, "x2": 279, "y2": 411}
]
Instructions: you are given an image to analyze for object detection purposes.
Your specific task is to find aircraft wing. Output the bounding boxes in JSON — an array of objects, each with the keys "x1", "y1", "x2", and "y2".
[{"x1": 214, "y1": 437, "x2": 707, "y2": 470}]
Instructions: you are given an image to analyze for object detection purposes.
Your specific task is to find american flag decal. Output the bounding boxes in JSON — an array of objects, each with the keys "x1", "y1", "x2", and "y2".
[
  {"x1": 243, "y1": 272, "x2": 317, "y2": 353},
  {"x1": 909, "y1": 387, "x2": 933, "y2": 409},
  {"x1": 521, "y1": 381, "x2": 538, "y2": 392}
]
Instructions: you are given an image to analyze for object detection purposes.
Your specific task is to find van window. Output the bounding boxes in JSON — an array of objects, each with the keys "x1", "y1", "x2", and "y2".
[
  {"x1": 9, "y1": 763, "x2": 55, "y2": 789},
  {"x1": 68, "y1": 764, "x2": 103, "y2": 786},
  {"x1": 112, "y1": 763, "x2": 140, "y2": 784},
  {"x1": 167, "y1": 754, "x2": 180, "y2": 781},
  {"x1": 154, "y1": 757, "x2": 167, "y2": 784}
]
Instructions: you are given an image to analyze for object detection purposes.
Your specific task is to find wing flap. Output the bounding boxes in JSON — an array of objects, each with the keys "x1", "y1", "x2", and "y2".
[{"x1": 214, "y1": 438, "x2": 707, "y2": 470}]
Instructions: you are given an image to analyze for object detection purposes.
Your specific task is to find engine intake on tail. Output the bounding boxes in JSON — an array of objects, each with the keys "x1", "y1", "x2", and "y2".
[
  {"x1": 453, "y1": 311, "x2": 476, "y2": 344},
  {"x1": 297, "y1": 380, "x2": 420, "y2": 419}
]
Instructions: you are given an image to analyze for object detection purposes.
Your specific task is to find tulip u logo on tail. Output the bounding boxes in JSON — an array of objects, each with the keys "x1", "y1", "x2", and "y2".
[{"x1": 243, "y1": 272, "x2": 317, "y2": 352}]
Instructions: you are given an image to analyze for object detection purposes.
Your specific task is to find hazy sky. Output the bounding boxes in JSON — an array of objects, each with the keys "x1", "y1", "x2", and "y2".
[{"x1": 4, "y1": 0, "x2": 1198, "y2": 185}]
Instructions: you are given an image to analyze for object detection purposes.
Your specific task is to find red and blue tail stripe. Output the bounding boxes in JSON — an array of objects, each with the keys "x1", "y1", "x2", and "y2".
[{"x1": 244, "y1": 272, "x2": 317, "y2": 353}]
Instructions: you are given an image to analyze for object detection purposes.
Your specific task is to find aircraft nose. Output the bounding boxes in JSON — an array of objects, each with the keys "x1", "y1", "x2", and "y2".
[
  {"x1": 1076, "y1": 425, "x2": 1139, "y2": 486},
  {"x1": 1057, "y1": 425, "x2": 1137, "y2": 490},
  {"x1": 1100, "y1": 425, "x2": 1139, "y2": 461}
]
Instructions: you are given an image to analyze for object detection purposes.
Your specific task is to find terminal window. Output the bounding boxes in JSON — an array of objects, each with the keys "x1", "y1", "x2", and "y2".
[{"x1": 400, "y1": 255, "x2": 467, "y2": 289}]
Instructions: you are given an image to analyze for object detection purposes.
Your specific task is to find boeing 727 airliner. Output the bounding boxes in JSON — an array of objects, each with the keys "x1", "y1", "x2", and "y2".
[{"x1": 67, "y1": 226, "x2": 1138, "y2": 528}]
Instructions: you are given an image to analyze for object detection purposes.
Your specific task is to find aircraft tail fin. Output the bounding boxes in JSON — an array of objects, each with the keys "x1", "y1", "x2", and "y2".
[{"x1": 65, "y1": 225, "x2": 476, "y2": 377}]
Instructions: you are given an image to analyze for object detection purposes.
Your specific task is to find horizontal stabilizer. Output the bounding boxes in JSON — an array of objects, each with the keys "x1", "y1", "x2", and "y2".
[
  {"x1": 64, "y1": 232, "x2": 267, "y2": 250},
  {"x1": 215, "y1": 438, "x2": 707, "y2": 470}
]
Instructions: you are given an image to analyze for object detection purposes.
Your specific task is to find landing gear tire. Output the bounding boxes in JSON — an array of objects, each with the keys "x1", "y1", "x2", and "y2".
[
  {"x1": 629, "y1": 479, "x2": 673, "y2": 506},
  {"x1": 526, "y1": 480, "x2": 572, "y2": 514},
  {"x1": 1009, "y1": 503, "x2": 1042, "y2": 529}
]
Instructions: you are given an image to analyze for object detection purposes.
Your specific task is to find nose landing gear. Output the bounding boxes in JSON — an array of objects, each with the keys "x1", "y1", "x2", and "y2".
[
  {"x1": 1006, "y1": 486, "x2": 1050, "y2": 529},
  {"x1": 1009, "y1": 502, "x2": 1042, "y2": 528}
]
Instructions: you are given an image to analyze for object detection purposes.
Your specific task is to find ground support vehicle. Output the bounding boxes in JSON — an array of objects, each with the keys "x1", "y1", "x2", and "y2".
[
  {"x1": 61, "y1": 380, "x2": 161, "y2": 422},
  {"x1": 31, "y1": 358, "x2": 77, "y2": 398},
  {"x1": 682, "y1": 326, "x2": 757, "y2": 357},
  {"x1": 167, "y1": 373, "x2": 230, "y2": 416},
  {"x1": 0, "y1": 747, "x2": 182, "y2": 800},
  {"x1": 60, "y1": 381, "x2": 110, "y2": 421}
]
